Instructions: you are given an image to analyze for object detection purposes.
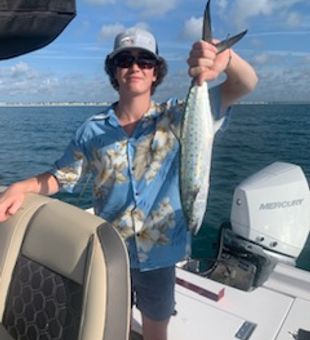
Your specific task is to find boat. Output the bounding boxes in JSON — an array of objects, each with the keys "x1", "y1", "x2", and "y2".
[
  {"x1": 1, "y1": 2, "x2": 310, "y2": 340},
  {"x1": 130, "y1": 161, "x2": 310, "y2": 340},
  {"x1": 1, "y1": 161, "x2": 310, "y2": 340}
]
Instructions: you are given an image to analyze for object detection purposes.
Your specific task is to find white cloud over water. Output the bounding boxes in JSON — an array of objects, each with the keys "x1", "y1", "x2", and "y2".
[{"x1": 1, "y1": 50, "x2": 308, "y2": 104}]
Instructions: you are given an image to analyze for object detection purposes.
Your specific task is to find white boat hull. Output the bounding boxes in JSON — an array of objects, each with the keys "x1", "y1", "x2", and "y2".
[{"x1": 132, "y1": 263, "x2": 310, "y2": 340}]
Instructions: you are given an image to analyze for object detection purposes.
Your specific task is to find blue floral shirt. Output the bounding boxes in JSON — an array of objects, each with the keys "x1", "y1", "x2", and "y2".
[{"x1": 51, "y1": 85, "x2": 230, "y2": 271}]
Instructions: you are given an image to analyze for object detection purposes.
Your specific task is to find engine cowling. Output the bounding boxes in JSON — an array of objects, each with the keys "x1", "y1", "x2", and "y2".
[{"x1": 230, "y1": 162, "x2": 310, "y2": 259}]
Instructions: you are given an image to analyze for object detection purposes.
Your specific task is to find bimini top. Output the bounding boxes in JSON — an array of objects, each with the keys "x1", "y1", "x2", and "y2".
[{"x1": 0, "y1": 0, "x2": 76, "y2": 59}]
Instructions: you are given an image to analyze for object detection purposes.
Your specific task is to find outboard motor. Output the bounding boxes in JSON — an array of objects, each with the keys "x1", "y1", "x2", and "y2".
[
  {"x1": 202, "y1": 162, "x2": 310, "y2": 291},
  {"x1": 231, "y1": 162, "x2": 310, "y2": 262}
]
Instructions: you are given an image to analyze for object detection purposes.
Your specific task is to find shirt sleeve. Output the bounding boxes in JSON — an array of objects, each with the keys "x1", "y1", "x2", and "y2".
[{"x1": 49, "y1": 127, "x2": 89, "y2": 193}]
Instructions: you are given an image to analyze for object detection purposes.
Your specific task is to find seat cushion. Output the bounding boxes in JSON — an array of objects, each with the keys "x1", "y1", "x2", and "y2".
[
  {"x1": 0, "y1": 323, "x2": 14, "y2": 340},
  {"x1": 2, "y1": 255, "x2": 83, "y2": 340}
]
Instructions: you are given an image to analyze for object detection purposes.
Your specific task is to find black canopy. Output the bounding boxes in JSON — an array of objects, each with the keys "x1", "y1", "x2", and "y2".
[{"x1": 0, "y1": 0, "x2": 76, "y2": 60}]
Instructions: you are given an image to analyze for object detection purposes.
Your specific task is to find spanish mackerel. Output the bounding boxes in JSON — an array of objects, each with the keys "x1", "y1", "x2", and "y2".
[{"x1": 180, "y1": 0, "x2": 247, "y2": 234}]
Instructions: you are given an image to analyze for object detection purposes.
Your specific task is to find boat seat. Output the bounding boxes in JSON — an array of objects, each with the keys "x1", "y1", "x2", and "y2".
[{"x1": 0, "y1": 193, "x2": 130, "y2": 340}]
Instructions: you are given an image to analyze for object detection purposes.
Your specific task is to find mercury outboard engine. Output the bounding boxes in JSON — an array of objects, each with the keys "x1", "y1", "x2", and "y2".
[
  {"x1": 206, "y1": 162, "x2": 310, "y2": 291},
  {"x1": 231, "y1": 162, "x2": 310, "y2": 262}
]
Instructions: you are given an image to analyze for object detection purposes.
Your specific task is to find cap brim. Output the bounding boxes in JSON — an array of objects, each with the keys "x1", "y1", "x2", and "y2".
[{"x1": 108, "y1": 47, "x2": 159, "y2": 60}]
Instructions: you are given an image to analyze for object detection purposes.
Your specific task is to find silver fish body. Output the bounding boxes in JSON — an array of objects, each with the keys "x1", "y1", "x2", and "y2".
[
  {"x1": 180, "y1": 82, "x2": 224, "y2": 234},
  {"x1": 179, "y1": 0, "x2": 247, "y2": 234}
]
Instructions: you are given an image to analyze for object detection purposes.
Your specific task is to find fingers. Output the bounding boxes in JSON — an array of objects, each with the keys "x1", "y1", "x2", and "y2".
[
  {"x1": 187, "y1": 41, "x2": 218, "y2": 84},
  {"x1": 0, "y1": 192, "x2": 24, "y2": 222},
  {"x1": 190, "y1": 40, "x2": 218, "y2": 57},
  {"x1": 7, "y1": 198, "x2": 22, "y2": 216},
  {"x1": 187, "y1": 40, "x2": 231, "y2": 84},
  {"x1": 188, "y1": 55, "x2": 215, "y2": 69},
  {"x1": 0, "y1": 200, "x2": 14, "y2": 222},
  {"x1": 188, "y1": 41, "x2": 217, "y2": 68}
]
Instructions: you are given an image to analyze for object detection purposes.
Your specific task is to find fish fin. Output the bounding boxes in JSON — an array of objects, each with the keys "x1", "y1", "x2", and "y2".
[
  {"x1": 202, "y1": 0, "x2": 212, "y2": 42},
  {"x1": 213, "y1": 116, "x2": 226, "y2": 134},
  {"x1": 202, "y1": 0, "x2": 247, "y2": 53},
  {"x1": 215, "y1": 30, "x2": 248, "y2": 54}
]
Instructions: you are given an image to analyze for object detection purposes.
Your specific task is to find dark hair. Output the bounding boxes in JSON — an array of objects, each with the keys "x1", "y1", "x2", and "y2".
[{"x1": 104, "y1": 53, "x2": 168, "y2": 95}]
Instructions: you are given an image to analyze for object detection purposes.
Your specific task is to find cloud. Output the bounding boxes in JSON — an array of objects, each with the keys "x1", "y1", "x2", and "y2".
[
  {"x1": 1, "y1": 45, "x2": 308, "y2": 104},
  {"x1": 247, "y1": 51, "x2": 310, "y2": 102},
  {"x1": 0, "y1": 62, "x2": 39, "y2": 80},
  {"x1": 98, "y1": 22, "x2": 150, "y2": 42},
  {"x1": 219, "y1": 0, "x2": 305, "y2": 29},
  {"x1": 286, "y1": 12, "x2": 302, "y2": 27},
  {"x1": 252, "y1": 67, "x2": 310, "y2": 102},
  {"x1": 0, "y1": 60, "x2": 117, "y2": 103},
  {"x1": 83, "y1": 0, "x2": 115, "y2": 5},
  {"x1": 125, "y1": 0, "x2": 178, "y2": 17},
  {"x1": 0, "y1": 62, "x2": 58, "y2": 99},
  {"x1": 99, "y1": 23, "x2": 125, "y2": 41},
  {"x1": 253, "y1": 53, "x2": 269, "y2": 64},
  {"x1": 154, "y1": 68, "x2": 189, "y2": 101},
  {"x1": 182, "y1": 16, "x2": 203, "y2": 41},
  {"x1": 216, "y1": 0, "x2": 229, "y2": 11},
  {"x1": 248, "y1": 30, "x2": 310, "y2": 38},
  {"x1": 10, "y1": 62, "x2": 31, "y2": 77}
]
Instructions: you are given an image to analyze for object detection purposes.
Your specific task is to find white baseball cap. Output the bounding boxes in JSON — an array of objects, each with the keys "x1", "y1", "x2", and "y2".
[{"x1": 109, "y1": 27, "x2": 159, "y2": 59}]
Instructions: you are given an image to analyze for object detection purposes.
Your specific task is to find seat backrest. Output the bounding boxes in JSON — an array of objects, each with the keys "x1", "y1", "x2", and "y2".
[{"x1": 0, "y1": 193, "x2": 130, "y2": 340}]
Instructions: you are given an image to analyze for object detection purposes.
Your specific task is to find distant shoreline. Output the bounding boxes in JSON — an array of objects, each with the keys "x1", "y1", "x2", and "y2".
[
  {"x1": 0, "y1": 102, "x2": 109, "y2": 107},
  {"x1": 0, "y1": 101, "x2": 309, "y2": 107}
]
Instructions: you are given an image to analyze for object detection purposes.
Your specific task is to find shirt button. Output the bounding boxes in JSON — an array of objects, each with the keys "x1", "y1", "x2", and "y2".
[{"x1": 135, "y1": 192, "x2": 139, "y2": 196}]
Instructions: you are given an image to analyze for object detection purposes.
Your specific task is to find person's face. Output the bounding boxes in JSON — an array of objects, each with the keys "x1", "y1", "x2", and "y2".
[{"x1": 113, "y1": 49, "x2": 158, "y2": 97}]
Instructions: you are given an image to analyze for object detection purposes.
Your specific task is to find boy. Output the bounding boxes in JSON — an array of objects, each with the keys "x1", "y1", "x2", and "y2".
[{"x1": 0, "y1": 27, "x2": 257, "y2": 340}]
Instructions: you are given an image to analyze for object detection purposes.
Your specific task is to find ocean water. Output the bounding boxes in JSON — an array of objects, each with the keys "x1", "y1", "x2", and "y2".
[{"x1": 0, "y1": 104, "x2": 309, "y2": 262}]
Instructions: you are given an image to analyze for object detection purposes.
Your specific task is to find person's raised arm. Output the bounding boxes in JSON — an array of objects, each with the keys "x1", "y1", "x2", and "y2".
[
  {"x1": 220, "y1": 49, "x2": 258, "y2": 111},
  {"x1": 187, "y1": 40, "x2": 258, "y2": 111}
]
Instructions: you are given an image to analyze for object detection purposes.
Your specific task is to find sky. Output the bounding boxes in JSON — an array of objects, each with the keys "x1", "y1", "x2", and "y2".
[{"x1": 0, "y1": 0, "x2": 309, "y2": 104}]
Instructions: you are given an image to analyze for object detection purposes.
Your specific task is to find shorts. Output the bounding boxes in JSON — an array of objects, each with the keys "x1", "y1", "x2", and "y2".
[{"x1": 130, "y1": 266, "x2": 176, "y2": 321}]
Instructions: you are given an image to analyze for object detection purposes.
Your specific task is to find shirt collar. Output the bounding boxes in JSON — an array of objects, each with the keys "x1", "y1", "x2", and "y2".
[
  {"x1": 90, "y1": 101, "x2": 165, "y2": 123},
  {"x1": 143, "y1": 101, "x2": 165, "y2": 120},
  {"x1": 90, "y1": 103, "x2": 119, "y2": 127}
]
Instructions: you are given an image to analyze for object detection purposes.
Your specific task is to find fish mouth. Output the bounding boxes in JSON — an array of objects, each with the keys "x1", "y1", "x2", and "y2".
[{"x1": 203, "y1": 0, "x2": 247, "y2": 54}]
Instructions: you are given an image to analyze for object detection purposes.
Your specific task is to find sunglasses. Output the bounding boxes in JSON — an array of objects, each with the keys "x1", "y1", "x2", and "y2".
[{"x1": 113, "y1": 53, "x2": 158, "y2": 69}]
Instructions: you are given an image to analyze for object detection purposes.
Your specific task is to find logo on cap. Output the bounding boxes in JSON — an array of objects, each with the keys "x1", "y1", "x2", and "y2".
[{"x1": 120, "y1": 37, "x2": 135, "y2": 47}]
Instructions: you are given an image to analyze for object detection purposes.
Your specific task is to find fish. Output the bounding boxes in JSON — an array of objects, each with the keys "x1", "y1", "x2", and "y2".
[{"x1": 179, "y1": 0, "x2": 247, "y2": 235}]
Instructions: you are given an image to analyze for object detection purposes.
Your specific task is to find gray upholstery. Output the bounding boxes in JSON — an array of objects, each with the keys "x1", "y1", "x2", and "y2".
[
  {"x1": 0, "y1": 323, "x2": 13, "y2": 340},
  {"x1": 0, "y1": 193, "x2": 130, "y2": 340}
]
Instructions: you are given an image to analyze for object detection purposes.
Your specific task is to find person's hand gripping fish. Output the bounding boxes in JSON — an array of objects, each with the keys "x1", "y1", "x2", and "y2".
[{"x1": 180, "y1": 0, "x2": 257, "y2": 234}]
